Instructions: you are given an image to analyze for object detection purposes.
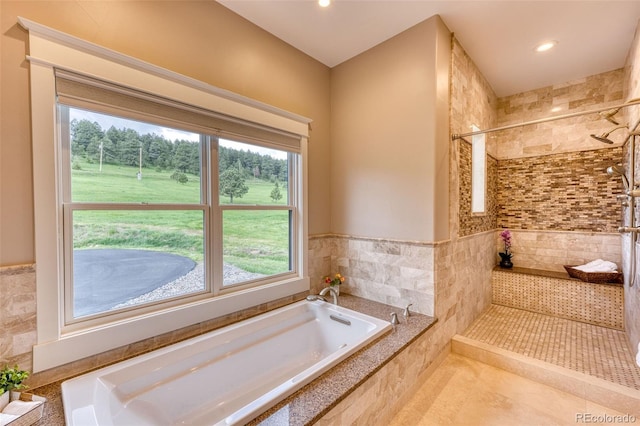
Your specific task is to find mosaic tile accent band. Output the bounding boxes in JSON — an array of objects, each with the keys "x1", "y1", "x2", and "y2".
[
  {"x1": 457, "y1": 138, "x2": 622, "y2": 237},
  {"x1": 463, "y1": 304, "x2": 640, "y2": 391},
  {"x1": 492, "y1": 269, "x2": 624, "y2": 330},
  {"x1": 497, "y1": 147, "x2": 622, "y2": 232}
]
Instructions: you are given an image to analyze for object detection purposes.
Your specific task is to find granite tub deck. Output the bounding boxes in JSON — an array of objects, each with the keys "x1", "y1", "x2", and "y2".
[{"x1": 28, "y1": 294, "x2": 436, "y2": 425}]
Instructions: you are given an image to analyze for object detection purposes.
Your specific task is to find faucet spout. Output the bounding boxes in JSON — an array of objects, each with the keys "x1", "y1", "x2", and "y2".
[{"x1": 319, "y1": 286, "x2": 339, "y2": 305}]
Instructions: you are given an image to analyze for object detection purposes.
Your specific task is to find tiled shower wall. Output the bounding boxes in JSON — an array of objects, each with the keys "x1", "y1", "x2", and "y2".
[
  {"x1": 495, "y1": 69, "x2": 625, "y2": 160},
  {"x1": 458, "y1": 140, "x2": 498, "y2": 237},
  {"x1": 457, "y1": 141, "x2": 623, "y2": 271},
  {"x1": 497, "y1": 148, "x2": 622, "y2": 233},
  {"x1": 454, "y1": 44, "x2": 625, "y2": 272},
  {"x1": 487, "y1": 70, "x2": 625, "y2": 272},
  {"x1": 622, "y1": 20, "x2": 640, "y2": 357}
]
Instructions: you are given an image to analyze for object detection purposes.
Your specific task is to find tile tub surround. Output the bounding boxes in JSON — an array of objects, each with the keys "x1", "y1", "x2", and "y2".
[
  {"x1": 316, "y1": 233, "x2": 497, "y2": 425},
  {"x1": 0, "y1": 264, "x2": 36, "y2": 371},
  {"x1": 330, "y1": 235, "x2": 437, "y2": 317},
  {"x1": 492, "y1": 267, "x2": 624, "y2": 330},
  {"x1": 25, "y1": 295, "x2": 436, "y2": 426}
]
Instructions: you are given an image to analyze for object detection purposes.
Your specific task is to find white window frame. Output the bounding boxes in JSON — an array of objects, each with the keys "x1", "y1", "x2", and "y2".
[
  {"x1": 20, "y1": 17, "x2": 311, "y2": 372},
  {"x1": 471, "y1": 124, "x2": 487, "y2": 214}
]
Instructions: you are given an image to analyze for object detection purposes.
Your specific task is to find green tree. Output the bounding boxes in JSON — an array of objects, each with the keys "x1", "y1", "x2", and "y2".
[
  {"x1": 170, "y1": 170, "x2": 189, "y2": 184},
  {"x1": 174, "y1": 140, "x2": 200, "y2": 175},
  {"x1": 71, "y1": 119, "x2": 104, "y2": 157},
  {"x1": 119, "y1": 129, "x2": 141, "y2": 166},
  {"x1": 219, "y1": 168, "x2": 249, "y2": 203},
  {"x1": 270, "y1": 181, "x2": 283, "y2": 202},
  {"x1": 148, "y1": 136, "x2": 173, "y2": 169}
]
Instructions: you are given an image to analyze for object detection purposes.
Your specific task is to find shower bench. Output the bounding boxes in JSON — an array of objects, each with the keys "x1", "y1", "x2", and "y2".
[{"x1": 492, "y1": 266, "x2": 624, "y2": 330}]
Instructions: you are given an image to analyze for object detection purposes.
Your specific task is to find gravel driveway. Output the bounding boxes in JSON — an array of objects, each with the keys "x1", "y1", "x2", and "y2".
[{"x1": 73, "y1": 248, "x2": 265, "y2": 316}]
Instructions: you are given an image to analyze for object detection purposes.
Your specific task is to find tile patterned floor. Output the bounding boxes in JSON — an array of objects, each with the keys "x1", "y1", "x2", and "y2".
[
  {"x1": 461, "y1": 304, "x2": 640, "y2": 390},
  {"x1": 389, "y1": 353, "x2": 629, "y2": 426}
]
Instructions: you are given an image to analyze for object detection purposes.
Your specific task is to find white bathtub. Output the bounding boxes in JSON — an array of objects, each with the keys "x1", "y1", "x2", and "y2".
[{"x1": 61, "y1": 299, "x2": 392, "y2": 425}]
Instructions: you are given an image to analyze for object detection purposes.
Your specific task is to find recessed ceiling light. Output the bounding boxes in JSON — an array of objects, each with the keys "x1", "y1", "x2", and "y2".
[
  {"x1": 535, "y1": 40, "x2": 557, "y2": 53},
  {"x1": 550, "y1": 106, "x2": 562, "y2": 113},
  {"x1": 319, "y1": 0, "x2": 331, "y2": 7}
]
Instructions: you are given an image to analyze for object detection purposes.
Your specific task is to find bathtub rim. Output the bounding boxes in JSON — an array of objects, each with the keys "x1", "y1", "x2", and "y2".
[
  {"x1": 27, "y1": 295, "x2": 437, "y2": 425},
  {"x1": 60, "y1": 298, "x2": 393, "y2": 425}
]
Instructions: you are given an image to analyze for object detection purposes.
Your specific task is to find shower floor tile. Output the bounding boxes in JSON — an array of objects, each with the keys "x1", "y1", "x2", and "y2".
[{"x1": 461, "y1": 304, "x2": 640, "y2": 391}]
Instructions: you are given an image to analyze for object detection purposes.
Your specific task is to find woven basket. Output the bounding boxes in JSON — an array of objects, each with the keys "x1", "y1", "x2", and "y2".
[
  {"x1": 563, "y1": 265, "x2": 623, "y2": 284},
  {"x1": 1, "y1": 392, "x2": 46, "y2": 426}
]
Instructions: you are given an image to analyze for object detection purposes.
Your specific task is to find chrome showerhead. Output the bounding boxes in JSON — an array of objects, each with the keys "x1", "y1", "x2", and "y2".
[
  {"x1": 599, "y1": 98, "x2": 640, "y2": 125},
  {"x1": 607, "y1": 164, "x2": 630, "y2": 192},
  {"x1": 599, "y1": 107, "x2": 622, "y2": 125},
  {"x1": 591, "y1": 134, "x2": 615, "y2": 144},
  {"x1": 590, "y1": 125, "x2": 629, "y2": 144}
]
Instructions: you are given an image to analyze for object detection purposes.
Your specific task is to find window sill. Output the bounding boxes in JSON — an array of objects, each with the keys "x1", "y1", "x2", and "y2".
[{"x1": 33, "y1": 277, "x2": 308, "y2": 372}]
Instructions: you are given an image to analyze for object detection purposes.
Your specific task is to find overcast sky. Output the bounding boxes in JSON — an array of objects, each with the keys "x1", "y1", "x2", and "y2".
[{"x1": 70, "y1": 107, "x2": 287, "y2": 160}]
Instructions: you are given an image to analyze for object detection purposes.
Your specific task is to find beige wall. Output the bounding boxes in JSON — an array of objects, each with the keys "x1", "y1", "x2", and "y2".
[
  {"x1": 1, "y1": 2, "x2": 461, "y2": 384},
  {"x1": 0, "y1": 0, "x2": 332, "y2": 266},
  {"x1": 330, "y1": 15, "x2": 450, "y2": 243}
]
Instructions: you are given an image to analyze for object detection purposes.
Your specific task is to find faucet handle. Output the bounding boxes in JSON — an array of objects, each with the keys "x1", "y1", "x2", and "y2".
[
  {"x1": 390, "y1": 312, "x2": 400, "y2": 325},
  {"x1": 403, "y1": 304, "x2": 413, "y2": 318}
]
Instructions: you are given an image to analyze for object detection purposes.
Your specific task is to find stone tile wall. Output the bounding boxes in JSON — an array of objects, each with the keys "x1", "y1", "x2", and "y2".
[
  {"x1": 329, "y1": 235, "x2": 436, "y2": 317},
  {"x1": 622, "y1": 19, "x2": 640, "y2": 359},
  {"x1": 487, "y1": 69, "x2": 626, "y2": 274},
  {"x1": 452, "y1": 35, "x2": 501, "y2": 238},
  {"x1": 458, "y1": 139, "x2": 498, "y2": 236},
  {"x1": 319, "y1": 230, "x2": 497, "y2": 424},
  {"x1": 495, "y1": 69, "x2": 625, "y2": 160},
  {"x1": 492, "y1": 269, "x2": 624, "y2": 329},
  {"x1": 450, "y1": 37, "x2": 498, "y2": 156},
  {"x1": 497, "y1": 147, "x2": 622, "y2": 233},
  {"x1": 0, "y1": 265, "x2": 36, "y2": 371},
  {"x1": 504, "y1": 229, "x2": 621, "y2": 273}
]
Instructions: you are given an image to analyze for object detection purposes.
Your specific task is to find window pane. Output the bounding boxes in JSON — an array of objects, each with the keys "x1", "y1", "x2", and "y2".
[
  {"x1": 66, "y1": 106, "x2": 202, "y2": 204},
  {"x1": 222, "y1": 210, "x2": 291, "y2": 286},
  {"x1": 71, "y1": 210, "x2": 205, "y2": 318},
  {"x1": 218, "y1": 139, "x2": 289, "y2": 205}
]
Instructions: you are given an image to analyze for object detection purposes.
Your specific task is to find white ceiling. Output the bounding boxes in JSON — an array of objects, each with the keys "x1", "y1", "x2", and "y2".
[{"x1": 216, "y1": 1, "x2": 640, "y2": 97}]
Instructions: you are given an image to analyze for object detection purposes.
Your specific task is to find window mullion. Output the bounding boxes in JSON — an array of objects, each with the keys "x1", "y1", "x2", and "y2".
[{"x1": 210, "y1": 136, "x2": 223, "y2": 295}]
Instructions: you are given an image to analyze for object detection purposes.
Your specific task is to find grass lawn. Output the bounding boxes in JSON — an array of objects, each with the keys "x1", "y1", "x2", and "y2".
[{"x1": 71, "y1": 160, "x2": 289, "y2": 275}]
